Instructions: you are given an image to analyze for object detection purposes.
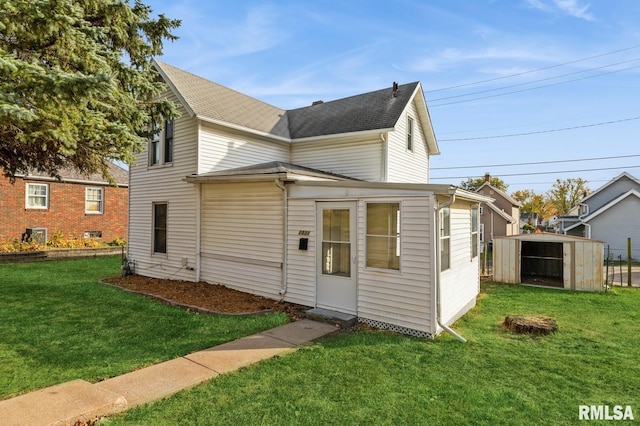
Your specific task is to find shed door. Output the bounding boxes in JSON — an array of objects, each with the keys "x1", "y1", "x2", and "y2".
[{"x1": 316, "y1": 202, "x2": 357, "y2": 314}]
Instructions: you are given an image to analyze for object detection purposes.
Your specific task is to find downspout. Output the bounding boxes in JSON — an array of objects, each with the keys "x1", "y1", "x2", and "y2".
[
  {"x1": 435, "y1": 193, "x2": 467, "y2": 343},
  {"x1": 379, "y1": 132, "x2": 388, "y2": 182},
  {"x1": 275, "y1": 179, "x2": 288, "y2": 296},
  {"x1": 195, "y1": 182, "x2": 202, "y2": 282}
]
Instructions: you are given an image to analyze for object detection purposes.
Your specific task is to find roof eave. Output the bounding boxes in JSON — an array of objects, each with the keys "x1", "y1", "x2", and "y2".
[
  {"x1": 196, "y1": 115, "x2": 291, "y2": 143},
  {"x1": 291, "y1": 127, "x2": 395, "y2": 143}
]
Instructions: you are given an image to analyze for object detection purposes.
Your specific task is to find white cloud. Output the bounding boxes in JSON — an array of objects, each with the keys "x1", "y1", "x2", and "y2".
[{"x1": 525, "y1": 0, "x2": 595, "y2": 21}]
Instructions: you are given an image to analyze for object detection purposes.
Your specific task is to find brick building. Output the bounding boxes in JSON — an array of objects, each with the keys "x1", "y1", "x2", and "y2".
[{"x1": 0, "y1": 162, "x2": 128, "y2": 244}]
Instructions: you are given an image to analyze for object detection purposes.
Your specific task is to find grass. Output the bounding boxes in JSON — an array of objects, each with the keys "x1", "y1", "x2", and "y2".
[
  {"x1": 0, "y1": 257, "x2": 288, "y2": 400},
  {"x1": 105, "y1": 283, "x2": 640, "y2": 425}
]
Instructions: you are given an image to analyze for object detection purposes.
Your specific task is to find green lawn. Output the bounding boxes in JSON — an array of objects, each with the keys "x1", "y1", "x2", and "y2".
[
  {"x1": 0, "y1": 257, "x2": 288, "y2": 399},
  {"x1": 105, "y1": 283, "x2": 640, "y2": 425}
]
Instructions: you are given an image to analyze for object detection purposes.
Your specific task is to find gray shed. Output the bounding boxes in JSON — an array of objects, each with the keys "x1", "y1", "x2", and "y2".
[{"x1": 493, "y1": 233, "x2": 604, "y2": 291}]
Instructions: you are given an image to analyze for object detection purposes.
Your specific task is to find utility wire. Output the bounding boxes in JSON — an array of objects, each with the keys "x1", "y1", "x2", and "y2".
[
  {"x1": 430, "y1": 64, "x2": 640, "y2": 107},
  {"x1": 424, "y1": 44, "x2": 640, "y2": 93},
  {"x1": 430, "y1": 165, "x2": 640, "y2": 180},
  {"x1": 431, "y1": 154, "x2": 640, "y2": 170},
  {"x1": 428, "y1": 57, "x2": 640, "y2": 102},
  {"x1": 439, "y1": 116, "x2": 640, "y2": 141}
]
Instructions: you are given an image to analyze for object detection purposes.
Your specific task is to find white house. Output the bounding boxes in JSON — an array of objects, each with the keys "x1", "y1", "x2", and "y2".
[{"x1": 127, "y1": 60, "x2": 490, "y2": 338}]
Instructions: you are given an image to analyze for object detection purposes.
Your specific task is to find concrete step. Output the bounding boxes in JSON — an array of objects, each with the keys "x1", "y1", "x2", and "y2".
[{"x1": 306, "y1": 308, "x2": 357, "y2": 330}]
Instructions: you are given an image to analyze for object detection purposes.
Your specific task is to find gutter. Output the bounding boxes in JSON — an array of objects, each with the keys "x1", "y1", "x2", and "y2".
[
  {"x1": 275, "y1": 179, "x2": 289, "y2": 297},
  {"x1": 435, "y1": 192, "x2": 467, "y2": 343}
]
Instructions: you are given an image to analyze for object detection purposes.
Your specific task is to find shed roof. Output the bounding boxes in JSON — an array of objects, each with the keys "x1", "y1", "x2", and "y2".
[{"x1": 494, "y1": 232, "x2": 602, "y2": 243}]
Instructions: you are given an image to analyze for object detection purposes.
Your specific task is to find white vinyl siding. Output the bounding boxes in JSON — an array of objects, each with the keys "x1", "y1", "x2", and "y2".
[
  {"x1": 358, "y1": 197, "x2": 434, "y2": 334},
  {"x1": 200, "y1": 182, "x2": 283, "y2": 298},
  {"x1": 439, "y1": 201, "x2": 480, "y2": 325},
  {"x1": 291, "y1": 137, "x2": 382, "y2": 181},
  {"x1": 127, "y1": 90, "x2": 199, "y2": 281},
  {"x1": 386, "y1": 100, "x2": 430, "y2": 183},
  {"x1": 198, "y1": 122, "x2": 288, "y2": 175},
  {"x1": 285, "y1": 198, "x2": 317, "y2": 306}
]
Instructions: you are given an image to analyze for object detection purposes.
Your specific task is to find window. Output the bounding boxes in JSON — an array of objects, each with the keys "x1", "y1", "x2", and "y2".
[
  {"x1": 480, "y1": 223, "x2": 485, "y2": 243},
  {"x1": 164, "y1": 118, "x2": 174, "y2": 163},
  {"x1": 407, "y1": 116, "x2": 414, "y2": 152},
  {"x1": 149, "y1": 118, "x2": 174, "y2": 166},
  {"x1": 84, "y1": 231, "x2": 102, "y2": 239},
  {"x1": 471, "y1": 206, "x2": 479, "y2": 258},
  {"x1": 440, "y1": 207, "x2": 450, "y2": 271},
  {"x1": 85, "y1": 187, "x2": 104, "y2": 214},
  {"x1": 150, "y1": 122, "x2": 160, "y2": 166},
  {"x1": 153, "y1": 203, "x2": 167, "y2": 254},
  {"x1": 366, "y1": 203, "x2": 400, "y2": 270},
  {"x1": 26, "y1": 183, "x2": 49, "y2": 209}
]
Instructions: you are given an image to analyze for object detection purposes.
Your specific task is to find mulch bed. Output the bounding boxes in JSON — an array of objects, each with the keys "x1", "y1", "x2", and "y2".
[{"x1": 102, "y1": 275, "x2": 308, "y2": 320}]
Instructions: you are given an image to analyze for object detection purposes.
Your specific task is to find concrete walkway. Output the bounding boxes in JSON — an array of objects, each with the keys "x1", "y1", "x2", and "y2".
[{"x1": 0, "y1": 319, "x2": 338, "y2": 426}]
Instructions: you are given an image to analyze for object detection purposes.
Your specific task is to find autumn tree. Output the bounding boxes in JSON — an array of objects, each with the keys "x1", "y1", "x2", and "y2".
[
  {"x1": 512, "y1": 189, "x2": 553, "y2": 220},
  {"x1": 546, "y1": 178, "x2": 590, "y2": 216},
  {"x1": 460, "y1": 175, "x2": 508, "y2": 192},
  {"x1": 0, "y1": 0, "x2": 180, "y2": 181}
]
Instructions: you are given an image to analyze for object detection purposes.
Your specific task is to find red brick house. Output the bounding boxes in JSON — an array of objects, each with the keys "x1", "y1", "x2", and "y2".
[{"x1": 0, "y1": 162, "x2": 128, "y2": 244}]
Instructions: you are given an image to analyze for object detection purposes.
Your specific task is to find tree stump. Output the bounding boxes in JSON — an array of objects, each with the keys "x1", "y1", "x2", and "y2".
[{"x1": 503, "y1": 315, "x2": 558, "y2": 335}]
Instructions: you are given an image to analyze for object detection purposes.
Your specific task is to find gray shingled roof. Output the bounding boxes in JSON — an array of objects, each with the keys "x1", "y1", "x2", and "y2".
[
  {"x1": 154, "y1": 60, "x2": 425, "y2": 142},
  {"x1": 154, "y1": 61, "x2": 290, "y2": 138},
  {"x1": 287, "y1": 82, "x2": 419, "y2": 139},
  {"x1": 22, "y1": 162, "x2": 129, "y2": 186},
  {"x1": 186, "y1": 161, "x2": 357, "y2": 182}
]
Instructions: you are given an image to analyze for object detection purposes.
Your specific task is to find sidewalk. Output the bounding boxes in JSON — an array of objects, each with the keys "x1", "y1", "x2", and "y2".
[{"x1": 0, "y1": 319, "x2": 338, "y2": 426}]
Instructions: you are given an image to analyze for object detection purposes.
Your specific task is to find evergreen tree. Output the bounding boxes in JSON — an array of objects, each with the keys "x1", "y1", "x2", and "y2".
[{"x1": 0, "y1": 0, "x2": 180, "y2": 182}]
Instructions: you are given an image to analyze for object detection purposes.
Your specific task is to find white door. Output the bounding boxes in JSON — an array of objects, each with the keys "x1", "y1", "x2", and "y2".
[{"x1": 316, "y1": 202, "x2": 357, "y2": 314}]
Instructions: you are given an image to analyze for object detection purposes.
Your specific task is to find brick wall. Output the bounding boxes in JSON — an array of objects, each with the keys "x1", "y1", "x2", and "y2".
[{"x1": 0, "y1": 177, "x2": 128, "y2": 243}]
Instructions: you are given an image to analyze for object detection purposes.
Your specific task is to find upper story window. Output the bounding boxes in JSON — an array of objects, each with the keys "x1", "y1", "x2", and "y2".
[
  {"x1": 149, "y1": 118, "x2": 174, "y2": 166},
  {"x1": 85, "y1": 187, "x2": 104, "y2": 214},
  {"x1": 407, "y1": 116, "x2": 414, "y2": 152},
  {"x1": 26, "y1": 183, "x2": 49, "y2": 209},
  {"x1": 366, "y1": 203, "x2": 400, "y2": 270}
]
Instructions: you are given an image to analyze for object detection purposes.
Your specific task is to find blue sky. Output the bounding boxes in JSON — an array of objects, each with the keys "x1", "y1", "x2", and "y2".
[{"x1": 145, "y1": 0, "x2": 640, "y2": 194}]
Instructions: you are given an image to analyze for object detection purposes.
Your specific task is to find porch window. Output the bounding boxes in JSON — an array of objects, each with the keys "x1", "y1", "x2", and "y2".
[
  {"x1": 153, "y1": 203, "x2": 167, "y2": 254},
  {"x1": 85, "y1": 187, "x2": 104, "y2": 214},
  {"x1": 26, "y1": 183, "x2": 49, "y2": 209},
  {"x1": 366, "y1": 203, "x2": 400, "y2": 270},
  {"x1": 471, "y1": 206, "x2": 479, "y2": 258},
  {"x1": 440, "y1": 207, "x2": 450, "y2": 271}
]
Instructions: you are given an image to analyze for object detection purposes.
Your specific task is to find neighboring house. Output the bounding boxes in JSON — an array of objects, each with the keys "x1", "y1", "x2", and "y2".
[
  {"x1": 556, "y1": 172, "x2": 640, "y2": 260},
  {"x1": 475, "y1": 175, "x2": 520, "y2": 245},
  {"x1": 127, "y1": 60, "x2": 490, "y2": 338},
  {"x1": 520, "y1": 212, "x2": 539, "y2": 231},
  {"x1": 0, "y1": 162, "x2": 128, "y2": 244}
]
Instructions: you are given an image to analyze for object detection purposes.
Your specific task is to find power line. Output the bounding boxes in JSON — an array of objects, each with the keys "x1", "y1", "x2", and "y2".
[
  {"x1": 428, "y1": 57, "x2": 640, "y2": 103},
  {"x1": 439, "y1": 116, "x2": 640, "y2": 141},
  {"x1": 431, "y1": 154, "x2": 640, "y2": 170},
  {"x1": 423, "y1": 44, "x2": 640, "y2": 93},
  {"x1": 430, "y1": 165, "x2": 640, "y2": 180},
  {"x1": 430, "y1": 63, "x2": 640, "y2": 107}
]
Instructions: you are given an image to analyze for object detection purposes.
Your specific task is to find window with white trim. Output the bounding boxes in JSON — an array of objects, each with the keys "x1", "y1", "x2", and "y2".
[
  {"x1": 153, "y1": 203, "x2": 167, "y2": 254},
  {"x1": 471, "y1": 206, "x2": 479, "y2": 258},
  {"x1": 366, "y1": 203, "x2": 400, "y2": 270},
  {"x1": 407, "y1": 116, "x2": 414, "y2": 152},
  {"x1": 440, "y1": 207, "x2": 450, "y2": 271},
  {"x1": 26, "y1": 183, "x2": 49, "y2": 209},
  {"x1": 480, "y1": 223, "x2": 485, "y2": 243},
  {"x1": 85, "y1": 187, "x2": 104, "y2": 214},
  {"x1": 149, "y1": 118, "x2": 174, "y2": 166}
]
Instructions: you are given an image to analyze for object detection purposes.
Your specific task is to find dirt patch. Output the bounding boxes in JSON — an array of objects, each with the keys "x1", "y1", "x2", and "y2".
[{"x1": 102, "y1": 275, "x2": 309, "y2": 320}]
